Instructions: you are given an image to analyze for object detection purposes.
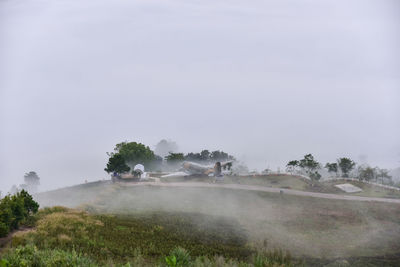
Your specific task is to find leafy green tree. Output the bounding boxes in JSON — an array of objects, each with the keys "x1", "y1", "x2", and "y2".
[
  {"x1": 9, "y1": 194, "x2": 25, "y2": 229},
  {"x1": 325, "y1": 163, "x2": 338, "y2": 176},
  {"x1": 104, "y1": 154, "x2": 130, "y2": 174},
  {"x1": 288, "y1": 154, "x2": 320, "y2": 181},
  {"x1": 337, "y1": 158, "x2": 356, "y2": 177},
  {"x1": 105, "y1": 141, "x2": 156, "y2": 172},
  {"x1": 286, "y1": 160, "x2": 299, "y2": 174},
  {"x1": 114, "y1": 142, "x2": 155, "y2": 165},
  {"x1": 18, "y1": 190, "x2": 39, "y2": 214},
  {"x1": 299, "y1": 154, "x2": 320, "y2": 174},
  {"x1": 0, "y1": 197, "x2": 13, "y2": 236},
  {"x1": 0, "y1": 190, "x2": 39, "y2": 237}
]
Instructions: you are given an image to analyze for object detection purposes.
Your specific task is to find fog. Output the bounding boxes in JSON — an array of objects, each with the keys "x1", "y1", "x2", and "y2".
[
  {"x1": 1, "y1": 0, "x2": 399, "y2": 193},
  {"x1": 35, "y1": 182, "x2": 400, "y2": 259}
]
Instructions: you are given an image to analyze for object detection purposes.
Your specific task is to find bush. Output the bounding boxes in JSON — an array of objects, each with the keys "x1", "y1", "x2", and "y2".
[
  {"x1": 0, "y1": 222, "x2": 8, "y2": 237},
  {"x1": 166, "y1": 247, "x2": 191, "y2": 267},
  {"x1": 1, "y1": 245, "x2": 97, "y2": 267},
  {"x1": 0, "y1": 190, "x2": 39, "y2": 237}
]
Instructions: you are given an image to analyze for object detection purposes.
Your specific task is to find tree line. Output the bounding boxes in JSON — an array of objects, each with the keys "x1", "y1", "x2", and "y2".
[
  {"x1": 104, "y1": 141, "x2": 235, "y2": 174},
  {"x1": 286, "y1": 154, "x2": 392, "y2": 184}
]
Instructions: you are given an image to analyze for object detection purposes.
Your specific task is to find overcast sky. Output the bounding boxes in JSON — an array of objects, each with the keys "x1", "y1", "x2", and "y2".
[{"x1": 1, "y1": 0, "x2": 399, "y2": 192}]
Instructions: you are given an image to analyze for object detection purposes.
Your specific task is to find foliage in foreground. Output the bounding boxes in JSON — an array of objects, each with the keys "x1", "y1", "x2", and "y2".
[
  {"x1": 1, "y1": 245, "x2": 292, "y2": 267},
  {"x1": 0, "y1": 190, "x2": 39, "y2": 237},
  {"x1": 5, "y1": 207, "x2": 294, "y2": 266},
  {"x1": 0, "y1": 244, "x2": 96, "y2": 267}
]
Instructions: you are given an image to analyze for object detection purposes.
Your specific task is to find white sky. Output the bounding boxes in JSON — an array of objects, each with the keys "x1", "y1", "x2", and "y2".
[{"x1": 1, "y1": 0, "x2": 399, "y2": 192}]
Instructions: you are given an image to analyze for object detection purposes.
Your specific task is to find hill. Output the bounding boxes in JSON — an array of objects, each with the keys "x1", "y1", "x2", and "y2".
[{"x1": 27, "y1": 180, "x2": 400, "y2": 266}]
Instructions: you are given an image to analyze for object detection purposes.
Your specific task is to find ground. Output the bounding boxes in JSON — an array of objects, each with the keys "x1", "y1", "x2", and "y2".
[
  {"x1": 31, "y1": 180, "x2": 400, "y2": 266},
  {"x1": 162, "y1": 174, "x2": 400, "y2": 198}
]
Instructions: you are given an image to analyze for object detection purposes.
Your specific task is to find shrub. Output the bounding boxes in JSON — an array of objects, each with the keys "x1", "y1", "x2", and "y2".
[
  {"x1": 0, "y1": 190, "x2": 39, "y2": 237},
  {"x1": 1, "y1": 245, "x2": 97, "y2": 266},
  {"x1": 0, "y1": 222, "x2": 9, "y2": 237},
  {"x1": 253, "y1": 249, "x2": 293, "y2": 267},
  {"x1": 166, "y1": 247, "x2": 191, "y2": 267}
]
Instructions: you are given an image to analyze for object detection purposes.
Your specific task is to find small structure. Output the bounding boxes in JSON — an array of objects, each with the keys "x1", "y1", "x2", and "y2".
[{"x1": 335, "y1": 183, "x2": 362, "y2": 193}]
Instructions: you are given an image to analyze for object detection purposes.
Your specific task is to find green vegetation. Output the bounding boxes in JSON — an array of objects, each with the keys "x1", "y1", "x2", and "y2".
[
  {"x1": 184, "y1": 150, "x2": 235, "y2": 163},
  {"x1": 0, "y1": 245, "x2": 96, "y2": 267},
  {"x1": 4, "y1": 207, "x2": 293, "y2": 266},
  {"x1": 324, "y1": 162, "x2": 338, "y2": 176},
  {"x1": 286, "y1": 154, "x2": 321, "y2": 181},
  {"x1": 105, "y1": 141, "x2": 156, "y2": 173},
  {"x1": 337, "y1": 158, "x2": 356, "y2": 178},
  {"x1": 6, "y1": 183, "x2": 400, "y2": 266},
  {"x1": 165, "y1": 152, "x2": 185, "y2": 163},
  {"x1": 0, "y1": 190, "x2": 39, "y2": 237},
  {"x1": 105, "y1": 154, "x2": 130, "y2": 174},
  {"x1": 325, "y1": 180, "x2": 400, "y2": 199}
]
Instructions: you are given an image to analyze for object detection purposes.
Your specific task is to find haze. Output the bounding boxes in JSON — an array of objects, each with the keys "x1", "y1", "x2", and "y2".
[{"x1": 1, "y1": 0, "x2": 399, "y2": 193}]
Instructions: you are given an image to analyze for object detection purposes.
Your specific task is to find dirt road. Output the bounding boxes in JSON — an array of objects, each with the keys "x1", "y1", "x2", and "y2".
[{"x1": 121, "y1": 181, "x2": 400, "y2": 204}]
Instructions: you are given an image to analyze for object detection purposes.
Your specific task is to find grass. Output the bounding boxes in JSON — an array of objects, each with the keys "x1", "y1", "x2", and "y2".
[
  {"x1": 32, "y1": 183, "x2": 400, "y2": 266},
  {"x1": 4, "y1": 207, "x2": 293, "y2": 266},
  {"x1": 161, "y1": 175, "x2": 311, "y2": 191},
  {"x1": 0, "y1": 244, "x2": 97, "y2": 266},
  {"x1": 161, "y1": 174, "x2": 400, "y2": 199},
  {"x1": 324, "y1": 180, "x2": 400, "y2": 199}
]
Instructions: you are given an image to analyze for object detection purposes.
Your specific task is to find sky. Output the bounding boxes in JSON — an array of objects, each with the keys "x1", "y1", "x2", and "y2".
[{"x1": 1, "y1": 0, "x2": 399, "y2": 193}]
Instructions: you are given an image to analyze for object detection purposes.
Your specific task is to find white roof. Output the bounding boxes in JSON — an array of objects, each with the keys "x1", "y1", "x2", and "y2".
[{"x1": 335, "y1": 183, "x2": 362, "y2": 193}]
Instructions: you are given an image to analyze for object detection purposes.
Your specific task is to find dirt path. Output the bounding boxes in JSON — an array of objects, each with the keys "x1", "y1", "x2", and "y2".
[
  {"x1": 120, "y1": 181, "x2": 400, "y2": 204},
  {"x1": 0, "y1": 227, "x2": 32, "y2": 253}
]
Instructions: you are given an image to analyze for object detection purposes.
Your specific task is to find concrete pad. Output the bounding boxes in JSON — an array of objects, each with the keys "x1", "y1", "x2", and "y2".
[{"x1": 335, "y1": 183, "x2": 362, "y2": 193}]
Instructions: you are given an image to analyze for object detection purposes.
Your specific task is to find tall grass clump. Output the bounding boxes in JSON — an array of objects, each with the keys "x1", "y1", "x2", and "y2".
[
  {"x1": 253, "y1": 249, "x2": 293, "y2": 267},
  {"x1": 0, "y1": 244, "x2": 96, "y2": 266}
]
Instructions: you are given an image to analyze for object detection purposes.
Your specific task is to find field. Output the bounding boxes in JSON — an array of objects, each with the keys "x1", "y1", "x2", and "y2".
[
  {"x1": 28, "y1": 181, "x2": 400, "y2": 266},
  {"x1": 323, "y1": 180, "x2": 400, "y2": 199},
  {"x1": 162, "y1": 174, "x2": 400, "y2": 199},
  {"x1": 162, "y1": 175, "x2": 313, "y2": 191}
]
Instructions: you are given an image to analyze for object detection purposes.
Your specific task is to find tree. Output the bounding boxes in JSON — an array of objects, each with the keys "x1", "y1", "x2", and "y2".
[
  {"x1": 23, "y1": 172, "x2": 40, "y2": 193},
  {"x1": 165, "y1": 152, "x2": 185, "y2": 163},
  {"x1": 299, "y1": 154, "x2": 320, "y2": 174},
  {"x1": 358, "y1": 166, "x2": 376, "y2": 181},
  {"x1": 286, "y1": 160, "x2": 299, "y2": 174},
  {"x1": 184, "y1": 152, "x2": 202, "y2": 162},
  {"x1": 337, "y1": 158, "x2": 356, "y2": 177},
  {"x1": 104, "y1": 154, "x2": 130, "y2": 174},
  {"x1": 24, "y1": 171, "x2": 40, "y2": 185},
  {"x1": 200, "y1": 150, "x2": 210, "y2": 161},
  {"x1": 210, "y1": 150, "x2": 234, "y2": 162},
  {"x1": 155, "y1": 139, "x2": 178, "y2": 158},
  {"x1": 376, "y1": 168, "x2": 392, "y2": 184},
  {"x1": 309, "y1": 171, "x2": 322, "y2": 181},
  {"x1": 289, "y1": 154, "x2": 321, "y2": 181},
  {"x1": 183, "y1": 149, "x2": 235, "y2": 163},
  {"x1": 0, "y1": 190, "x2": 39, "y2": 237},
  {"x1": 106, "y1": 141, "x2": 156, "y2": 172},
  {"x1": 18, "y1": 190, "x2": 39, "y2": 214},
  {"x1": 325, "y1": 163, "x2": 338, "y2": 177}
]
